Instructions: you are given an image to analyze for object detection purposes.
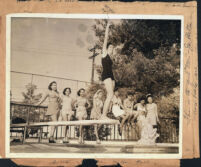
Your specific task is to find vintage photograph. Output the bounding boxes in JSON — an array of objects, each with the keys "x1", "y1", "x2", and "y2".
[{"x1": 7, "y1": 14, "x2": 182, "y2": 158}]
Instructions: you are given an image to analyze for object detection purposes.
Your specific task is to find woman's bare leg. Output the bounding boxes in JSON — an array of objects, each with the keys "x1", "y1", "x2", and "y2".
[
  {"x1": 49, "y1": 114, "x2": 57, "y2": 140},
  {"x1": 102, "y1": 78, "x2": 115, "y2": 118},
  {"x1": 130, "y1": 114, "x2": 136, "y2": 125},
  {"x1": 120, "y1": 114, "x2": 130, "y2": 132},
  {"x1": 94, "y1": 125, "x2": 100, "y2": 144},
  {"x1": 61, "y1": 113, "x2": 69, "y2": 142},
  {"x1": 127, "y1": 114, "x2": 133, "y2": 123}
]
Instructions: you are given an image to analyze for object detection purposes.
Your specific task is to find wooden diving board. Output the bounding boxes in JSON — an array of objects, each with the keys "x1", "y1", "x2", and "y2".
[{"x1": 11, "y1": 119, "x2": 120, "y2": 128}]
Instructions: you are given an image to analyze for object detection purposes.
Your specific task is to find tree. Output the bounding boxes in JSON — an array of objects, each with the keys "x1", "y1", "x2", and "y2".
[
  {"x1": 21, "y1": 83, "x2": 42, "y2": 137},
  {"x1": 92, "y1": 19, "x2": 181, "y2": 97},
  {"x1": 84, "y1": 19, "x2": 181, "y2": 142},
  {"x1": 156, "y1": 87, "x2": 180, "y2": 118},
  {"x1": 22, "y1": 83, "x2": 42, "y2": 104}
]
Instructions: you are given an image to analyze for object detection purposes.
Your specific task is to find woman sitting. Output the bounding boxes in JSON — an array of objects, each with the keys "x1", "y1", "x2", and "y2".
[{"x1": 74, "y1": 88, "x2": 91, "y2": 144}]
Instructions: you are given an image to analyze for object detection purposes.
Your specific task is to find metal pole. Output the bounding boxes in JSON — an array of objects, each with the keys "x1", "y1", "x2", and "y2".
[
  {"x1": 91, "y1": 50, "x2": 95, "y2": 83},
  {"x1": 31, "y1": 74, "x2": 33, "y2": 85},
  {"x1": 11, "y1": 71, "x2": 91, "y2": 84},
  {"x1": 91, "y1": 56, "x2": 95, "y2": 83}
]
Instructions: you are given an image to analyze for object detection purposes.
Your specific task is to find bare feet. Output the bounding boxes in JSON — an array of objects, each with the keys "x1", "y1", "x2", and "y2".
[
  {"x1": 63, "y1": 137, "x2": 69, "y2": 143},
  {"x1": 78, "y1": 137, "x2": 85, "y2": 144},
  {"x1": 49, "y1": 137, "x2": 56, "y2": 143},
  {"x1": 78, "y1": 137, "x2": 82, "y2": 144}
]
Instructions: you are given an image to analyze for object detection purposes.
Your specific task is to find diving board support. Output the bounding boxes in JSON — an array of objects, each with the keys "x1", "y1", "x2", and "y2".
[{"x1": 10, "y1": 119, "x2": 120, "y2": 143}]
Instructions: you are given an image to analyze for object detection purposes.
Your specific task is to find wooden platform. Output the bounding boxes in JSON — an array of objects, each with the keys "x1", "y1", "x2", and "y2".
[{"x1": 10, "y1": 139, "x2": 179, "y2": 154}]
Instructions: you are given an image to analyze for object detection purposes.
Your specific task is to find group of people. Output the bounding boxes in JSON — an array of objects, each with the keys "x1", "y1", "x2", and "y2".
[
  {"x1": 37, "y1": 82, "x2": 90, "y2": 144},
  {"x1": 37, "y1": 82, "x2": 159, "y2": 145},
  {"x1": 37, "y1": 20, "x2": 160, "y2": 145}
]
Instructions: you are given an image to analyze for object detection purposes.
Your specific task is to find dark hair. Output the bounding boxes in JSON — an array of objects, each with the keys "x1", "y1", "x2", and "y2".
[
  {"x1": 77, "y1": 88, "x2": 85, "y2": 96},
  {"x1": 114, "y1": 87, "x2": 119, "y2": 92},
  {"x1": 63, "y1": 87, "x2": 71, "y2": 95},
  {"x1": 127, "y1": 92, "x2": 133, "y2": 97},
  {"x1": 138, "y1": 96, "x2": 146, "y2": 103},
  {"x1": 48, "y1": 81, "x2": 57, "y2": 91},
  {"x1": 146, "y1": 94, "x2": 153, "y2": 103},
  {"x1": 106, "y1": 42, "x2": 113, "y2": 49},
  {"x1": 146, "y1": 94, "x2": 153, "y2": 100}
]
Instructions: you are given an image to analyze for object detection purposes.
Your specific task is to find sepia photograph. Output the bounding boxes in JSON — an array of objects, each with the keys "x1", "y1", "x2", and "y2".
[{"x1": 6, "y1": 14, "x2": 183, "y2": 158}]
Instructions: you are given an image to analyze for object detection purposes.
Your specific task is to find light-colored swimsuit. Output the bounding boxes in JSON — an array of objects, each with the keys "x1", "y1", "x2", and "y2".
[
  {"x1": 46, "y1": 91, "x2": 61, "y2": 116},
  {"x1": 75, "y1": 97, "x2": 88, "y2": 120},
  {"x1": 123, "y1": 98, "x2": 134, "y2": 114},
  {"x1": 112, "y1": 96, "x2": 125, "y2": 117},
  {"x1": 90, "y1": 99, "x2": 103, "y2": 120},
  {"x1": 61, "y1": 96, "x2": 74, "y2": 119}
]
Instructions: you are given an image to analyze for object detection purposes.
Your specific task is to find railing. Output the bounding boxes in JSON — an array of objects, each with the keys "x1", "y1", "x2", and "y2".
[
  {"x1": 10, "y1": 102, "x2": 179, "y2": 143},
  {"x1": 11, "y1": 71, "x2": 91, "y2": 103}
]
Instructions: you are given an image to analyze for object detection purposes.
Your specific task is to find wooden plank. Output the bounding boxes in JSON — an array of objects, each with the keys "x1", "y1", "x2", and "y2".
[{"x1": 11, "y1": 119, "x2": 120, "y2": 128}]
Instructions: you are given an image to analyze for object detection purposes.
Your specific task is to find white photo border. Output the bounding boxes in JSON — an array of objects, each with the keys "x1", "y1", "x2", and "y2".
[{"x1": 6, "y1": 13, "x2": 184, "y2": 159}]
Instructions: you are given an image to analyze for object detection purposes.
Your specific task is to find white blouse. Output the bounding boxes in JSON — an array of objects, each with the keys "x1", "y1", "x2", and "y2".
[{"x1": 146, "y1": 103, "x2": 158, "y2": 126}]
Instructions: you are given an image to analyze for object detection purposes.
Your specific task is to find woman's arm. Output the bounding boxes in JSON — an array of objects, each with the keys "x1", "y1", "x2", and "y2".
[
  {"x1": 144, "y1": 104, "x2": 148, "y2": 117},
  {"x1": 71, "y1": 97, "x2": 74, "y2": 109},
  {"x1": 74, "y1": 99, "x2": 78, "y2": 109},
  {"x1": 60, "y1": 95, "x2": 63, "y2": 105},
  {"x1": 93, "y1": 99, "x2": 98, "y2": 110},
  {"x1": 37, "y1": 92, "x2": 48, "y2": 106},
  {"x1": 102, "y1": 21, "x2": 111, "y2": 58},
  {"x1": 123, "y1": 99, "x2": 128, "y2": 110},
  {"x1": 119, "y1": 99, "x2": 124, "y2": 110},
  {"x1": 155, "y1": 104, "x2": 160, "y2": 123},
  {"x1": 58, "y1": 94, "x2": 63, "y2": 105},
  {"x1": 86, "y1": 99, "x2": 91, "y2": 109},
  {"x1": 131, "y1": 101, "x2": 134, "y2": 111},
  {"x1": 133, "y1": 103, "x2": 138, "y2": 110},
  {"x1": 108, "y1": 99, "x2": 113, "y2": 113}
]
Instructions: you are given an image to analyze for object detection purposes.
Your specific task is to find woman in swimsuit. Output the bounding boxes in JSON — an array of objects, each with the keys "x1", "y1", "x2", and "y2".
[
  {"x1": 74, "y1": 88, "x2": 91, "y2": 144},
  {"x1": 119, "y1": 92, "x2": 135, "y2": 133},
  {"x1": 110, "y1": 88, "x2": 125, "y2": 118},
  {"x1": 60, "y1": 87, "x2": 74, "y2": 143},
  {"x1": 37, "y1": 81, "x2": 61, "y2": 143},
  {"x1": 101, "y1": 21, "x2": 115, "y2": 120},
  {"x1": 90, "y1": 89, "x2": 104, "y2": 144}
]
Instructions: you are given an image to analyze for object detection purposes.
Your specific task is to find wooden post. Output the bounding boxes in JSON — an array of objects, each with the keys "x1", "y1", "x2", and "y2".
[
  {"x1": 22, "y1": 126, "x2": 26, "y2": 144},
  {"x1": 38, "y1": 127, "x2": 43, "y2": 143},
  {"x1": 89, "y1": 47, "x2": 98, "y2": 83},
  {"x1": 91, "y1": 54, "x2": 95, "y2": 83},
  {"x1": 23, "y1": 105, "x2": 31, "y2": 143}
]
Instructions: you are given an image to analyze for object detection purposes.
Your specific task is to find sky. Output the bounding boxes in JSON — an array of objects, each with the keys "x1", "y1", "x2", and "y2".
[
  {"x1": 11, "y1": 17, "x2": 103, "y2": 101},
  {"x1": 11, "y1": 17, "x2": 101, "y2": 81}
]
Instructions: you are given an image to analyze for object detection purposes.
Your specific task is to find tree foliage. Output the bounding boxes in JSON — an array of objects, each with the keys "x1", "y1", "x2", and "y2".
[
  {"x1": 22, "y1": 83, "x2": 42, "y2": 104},
  {"x1": 86, "y1": 19, "x2": 181, "y2": 122},
  {"x1": 22, "y1": 83, "x2": 42, "y2": 122},
  {"x1": 92, "y1": 19, "x2": 181, "y2": 97}
]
